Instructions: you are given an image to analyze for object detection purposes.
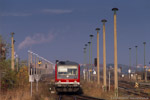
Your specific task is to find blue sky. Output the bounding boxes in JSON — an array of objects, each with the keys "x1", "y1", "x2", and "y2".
[{"x1": 0, "y1": 0, "x2": 150, "y2": 67}]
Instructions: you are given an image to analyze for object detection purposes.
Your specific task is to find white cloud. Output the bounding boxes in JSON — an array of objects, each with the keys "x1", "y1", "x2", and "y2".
[
  {"x1": 0, "y1": 12, "x2": 32, "y2": 16},
  {"x1": 18, "y1": 33, "x2": 54, "y2": 50},
  {"x1": 0, "y1": 9, "x2": 72, "y2": 17},
  {"x1": 41, "y1": 9, "x2": 72, "y2": 14}
]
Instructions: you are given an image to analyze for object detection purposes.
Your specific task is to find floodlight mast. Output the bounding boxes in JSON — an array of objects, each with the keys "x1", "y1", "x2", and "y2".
[
  {"x1": 101, "y1": 19, "x2": 107, "y2": 91},
  {"x1": 95, "y1": 28, "x2": 100, "y2": 84},
  {"x1": 112, "y1": 7, "x2": 119, "y2": 97}
]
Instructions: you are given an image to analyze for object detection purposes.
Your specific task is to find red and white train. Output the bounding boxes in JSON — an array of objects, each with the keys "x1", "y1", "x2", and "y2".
[{"x1": 55, "y1": 61, "x2": 80, "y2": 92}]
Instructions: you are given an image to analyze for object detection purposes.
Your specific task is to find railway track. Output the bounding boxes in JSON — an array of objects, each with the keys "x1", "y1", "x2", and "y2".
[
  {"x1": 139, "y1": 83, "x2": 150, "y2": 89},
  {"x1": 57, "y1": 94, "x2": 105, "y2": 100},
  {"x1": 58, "y1": 95, "x2": 74, "y2": 100},
  {"x1": 119, "y1": 80, "x2": 149, "y2": 91},
  {"x1": 75, "y1": 95, "x2": 105, "y2": 100},
  {"x1": 118, "y1": 80, "x2": 150, "y2": 98},
  {"x1": 119, "y1": 86, "x2": 150, "y2": 98},
  {"x1": 119, "y1": 80, "x2": 150, "y2": 89},
  {"x1": 42, "y1": 74, "x2": 150, "y2": 99}
]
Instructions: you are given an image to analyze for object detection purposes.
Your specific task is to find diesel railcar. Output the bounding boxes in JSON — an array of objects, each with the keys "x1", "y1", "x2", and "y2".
[{"x1": 55, "y1": 61, "x2": 80, "y2": 92}]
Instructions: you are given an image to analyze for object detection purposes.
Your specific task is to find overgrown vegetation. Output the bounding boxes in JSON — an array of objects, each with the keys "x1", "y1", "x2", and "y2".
[
  {"x1": 1, "y1": 68, "x2": 17, "y2": 90},
  {"x1": 0, "y1": 60, "x2": 29, "y2": 91},
  {"x1": 0, "y1": 35, "x2": 29, "y2": 91},
  {"x1": 16, "y1": 66, "x2": 29, "y2": 86}
]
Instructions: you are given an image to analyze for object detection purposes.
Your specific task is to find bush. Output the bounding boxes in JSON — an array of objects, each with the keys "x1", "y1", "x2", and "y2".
[
  {"x1": 1, "y1": 70, "x2": 17, "y2": 90},
  {"x1": 0, "y1": 60, "x2": 15, "y2": 90},
  {"x1": 16, "y1": 66, "x2": 29, "y2": 86},
  {"x1": 0, "y1": 60, "x2": 29, "y2": 91}
]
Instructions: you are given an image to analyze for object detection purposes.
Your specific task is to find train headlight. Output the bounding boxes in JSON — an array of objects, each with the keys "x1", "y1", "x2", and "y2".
[{"x1": 74, "y1": 80, "x2": 77, "y2": 82}]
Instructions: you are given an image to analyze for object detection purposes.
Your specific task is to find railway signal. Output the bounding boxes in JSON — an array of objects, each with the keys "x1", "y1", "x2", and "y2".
[
  {"x1": 94, "y1": 58, "x2": 97, "y2": 67},
  {"x1": 28, "y1": 50, "x2": 54, "y2": 93},
  {"x1": 38, "y1": 61, "x2": 42, "y2": 67}
]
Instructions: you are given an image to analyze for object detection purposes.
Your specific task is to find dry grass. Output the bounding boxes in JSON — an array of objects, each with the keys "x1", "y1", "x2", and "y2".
[
  {"x1": 81, "y1": 80, "x2": 150, "y2": 100},
  {"x1": 81, "y1": 80, "x2": 115, "y2": 99},
  {"x1": 0, "y1": 83, "x2": 56, "y2": 100},
  {"x1": 0, "y1": 85, "x2": 31, "y2": 100}
]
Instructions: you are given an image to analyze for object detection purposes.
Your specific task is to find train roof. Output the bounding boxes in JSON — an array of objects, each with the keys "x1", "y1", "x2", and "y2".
[{"x1": 57, "y1": 61, "x2": 79, "y2": 66}]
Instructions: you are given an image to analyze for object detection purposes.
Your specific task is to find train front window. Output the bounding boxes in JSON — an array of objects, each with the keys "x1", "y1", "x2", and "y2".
[{"x1": 57, "y1": 65, "x2": 78, "y2": 79}]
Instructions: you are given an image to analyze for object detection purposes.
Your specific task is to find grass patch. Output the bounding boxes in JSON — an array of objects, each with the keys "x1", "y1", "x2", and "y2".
[
  {"x1": 0, "y1": 82, "x2": 56, "y2": 100},
  {"x1": 81, "y1": 80, "x2": 115, "y2": 99}
]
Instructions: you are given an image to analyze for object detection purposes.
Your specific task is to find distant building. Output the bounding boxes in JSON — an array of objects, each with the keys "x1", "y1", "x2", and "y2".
[{"x1": 118, "y1": 67, "x2": 122, "y2": 73}]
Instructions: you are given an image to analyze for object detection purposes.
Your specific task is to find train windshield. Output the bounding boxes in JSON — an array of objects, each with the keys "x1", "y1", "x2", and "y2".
[{"x1": 57, "y1": 65, "x2": 78, "y2": 79}]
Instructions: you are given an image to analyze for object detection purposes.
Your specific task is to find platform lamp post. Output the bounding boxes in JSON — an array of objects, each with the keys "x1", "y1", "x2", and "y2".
[
  {"x1": 101, "y1": 19, "x2": 107, "y2": 91},
  {"x1": 135, "y1": 46, "x2": 138, "y2": 81},
  {"x1": 129, "y1": 48, "x2": 132, "y2": 79},
  {"x1": 143, "y1": 42, "x2": 147, "y2": 82},
  {"x1": 85, "y1": 44, "x2": 88, "y2": 81},
  {"x1": 112, "y1": 8, "x2": 118, "y2": 97},
  {"x1": 95, "y1": 28, "x2": 100, "y2": 84},
  {"x1": 90, "y1": 34, "x2": 94, "y2": 81},
  {"x1": 88, "y1": 42, "x2": 91, "y2": 82}
]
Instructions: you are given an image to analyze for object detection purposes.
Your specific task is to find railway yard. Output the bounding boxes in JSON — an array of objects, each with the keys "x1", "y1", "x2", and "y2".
[
  {"x1": 1, "y1": 1, "x2": 150, "y2": 100},
  {"x1": 42, "y1": 77, "x2": 150, "y2": 100},
  {"x1": 24, "y1": 75, "x2": 150, "y2": 100},
  {"x1": 0, "y1": 72, "x2": 150, "y2": 100},
  {"x1": 50, "y1": 77, "x2": 150, "y2": 100}
]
